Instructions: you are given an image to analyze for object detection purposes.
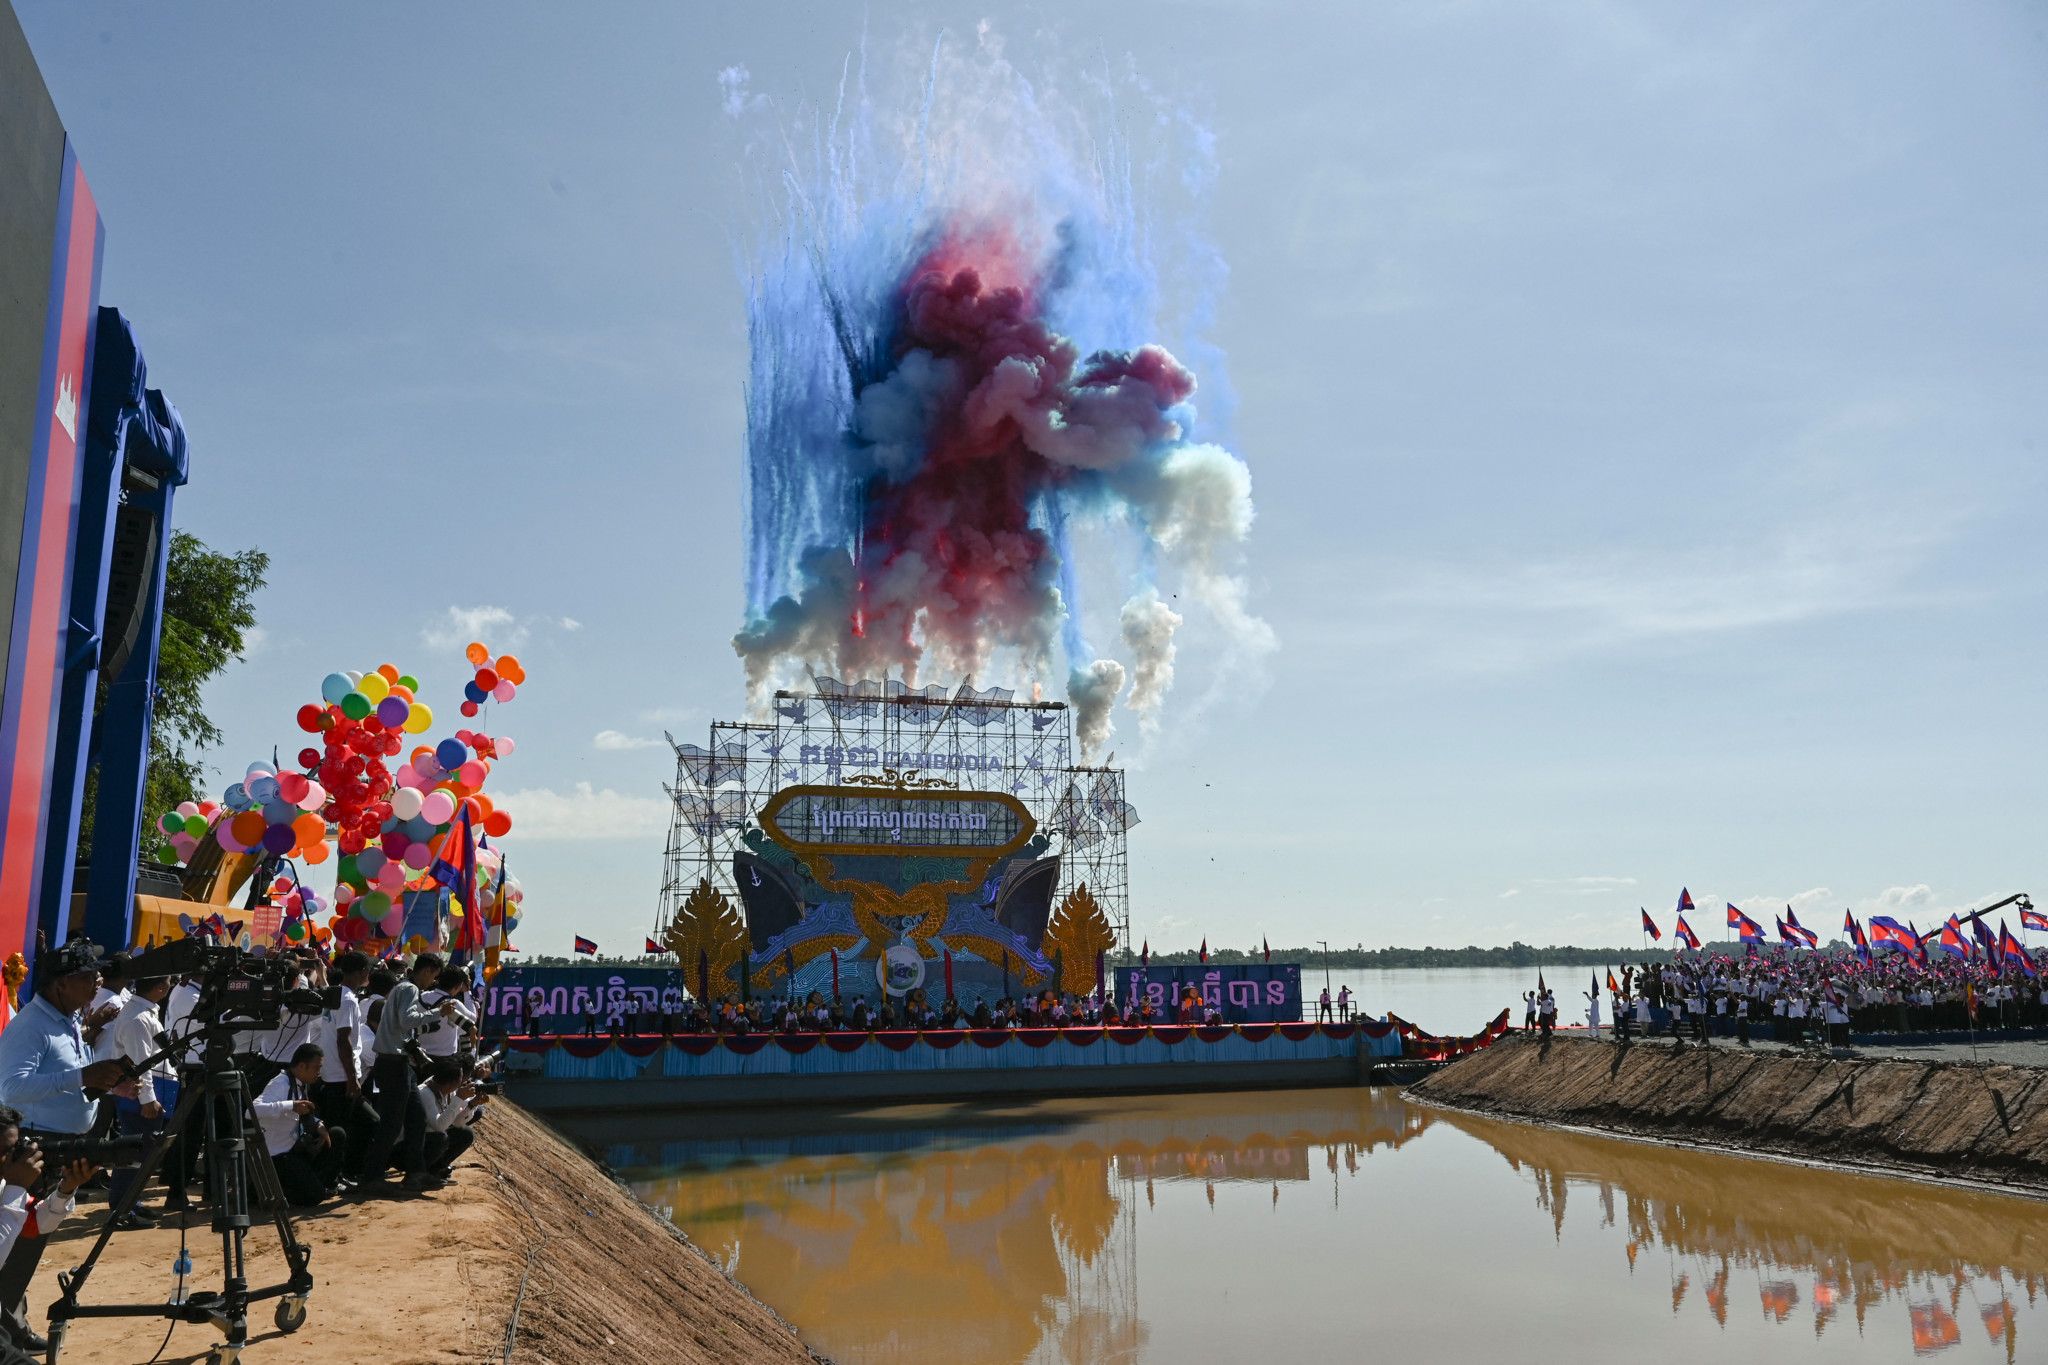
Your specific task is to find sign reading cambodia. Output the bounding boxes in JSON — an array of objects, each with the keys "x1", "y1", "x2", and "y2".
[{"x1": 761, "y1": 785, "x2": 1035, "y2": 858}]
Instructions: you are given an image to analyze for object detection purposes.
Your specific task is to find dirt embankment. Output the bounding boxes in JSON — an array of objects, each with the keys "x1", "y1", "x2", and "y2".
[
  {"x1": 30, "y1": 1102, "x2": 822, "y2": 1365},
  {"x1": 1408, "y1": 1035, "x2": 2048, "y2": 1194}
]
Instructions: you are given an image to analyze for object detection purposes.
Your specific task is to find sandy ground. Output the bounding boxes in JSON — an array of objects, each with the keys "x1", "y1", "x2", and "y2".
[{"x1": 26, "y1": 1103, "x2": 820, "y2": 1365}]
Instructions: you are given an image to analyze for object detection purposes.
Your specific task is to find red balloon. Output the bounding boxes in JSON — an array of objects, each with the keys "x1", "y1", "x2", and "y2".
[
  {"x1": 474, "y1": 668, "x2": 499, "y2": 691},
  {"x1": 297, "y1": 748, "x2": 321, "y2": 769},
  {"x1": 295, "y1": 704, "x2": 323, "y2": 733},
  {"x1": 483, "y1": 810, "x2": 512, "y2": 838},
  {"x1": 460, "y1": 701, "x2": 479, "y2": 717}
]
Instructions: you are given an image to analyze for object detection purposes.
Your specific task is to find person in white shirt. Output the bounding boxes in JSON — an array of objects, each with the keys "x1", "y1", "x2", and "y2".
[
  {"x1": 313, "y1": 952, "x2": 376, "y2": 1183},
  {"x1": 417, "y1": 969, "x2": 476, "y2": 1066},
  {"x1": 84, "y1": 954, "x2": 132, "y2": 1064},
  {"x1": 0, "y1": 1105, "x2": 95, "y2": 1365},
  {"x1": 106, "y1": 977, "x2": 181, "y2": 1224},
  {"x1": 252, "y1": 1044, "x2": 344, "y2": 1207},
  {"x1": 412, "y1": 1060, "x2": 478, "y2": 1187}
]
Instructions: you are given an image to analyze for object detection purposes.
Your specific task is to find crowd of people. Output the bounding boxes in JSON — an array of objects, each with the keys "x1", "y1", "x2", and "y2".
[
  {"x1": 553, "y1": 984, "x2": 1276, "y2": 1037},
  {"x1": 1568, "y1": 946, "x2": 2048, "y2": 1049},
  {"x1": 0, "y1": 938, "x2": 495, "y2": 1360}
]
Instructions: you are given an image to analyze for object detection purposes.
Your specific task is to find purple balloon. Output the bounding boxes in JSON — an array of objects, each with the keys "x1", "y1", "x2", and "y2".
[
  {"x1": 261, "y1": 823, "x2": 297, "y2": 855},
  {"x1": 376, "y1": 696, "x2": 409, "y2": 728}
]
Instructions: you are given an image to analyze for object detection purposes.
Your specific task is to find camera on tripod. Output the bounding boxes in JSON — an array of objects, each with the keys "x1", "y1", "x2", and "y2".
[{"x1": 127, "y1": 937, "x2": 341, "y2": 1035}]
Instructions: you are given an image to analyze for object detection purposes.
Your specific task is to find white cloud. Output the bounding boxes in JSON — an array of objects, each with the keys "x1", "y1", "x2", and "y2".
[
  {"x1": 560, "y1": 617, "x2": 583, "y2": 632},
  {"x1": 421, "y1": 605, "x2": 525, "y2": 651},
  {"x1": 493, "y1": 783, "x2": 668, "y2": 841},
  {"x1": 240, "y1": 626, "x2": 268, "y2": 658},
  {"x1": 593, "y1": 730, "x2": 663, "y2": 752}
]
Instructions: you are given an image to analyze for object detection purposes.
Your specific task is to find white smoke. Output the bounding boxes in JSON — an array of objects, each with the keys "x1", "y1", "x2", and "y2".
[
  {"x1": 1118, "y1": 590, "x2": 1182, "y2": 726},
  {"x1": 1066, "y1": 659, "x2": 1126, "y2": 759}
]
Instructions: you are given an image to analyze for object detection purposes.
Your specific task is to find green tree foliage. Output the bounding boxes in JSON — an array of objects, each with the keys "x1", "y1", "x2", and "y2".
[{"x1": 79, "y1": 531, "x2": 267, "y2": 862}]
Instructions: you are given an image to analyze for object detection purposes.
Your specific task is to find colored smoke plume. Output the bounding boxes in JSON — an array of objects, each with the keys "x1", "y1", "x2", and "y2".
[{"x1": 729, "y1": 34, "x2": 1270, "y2": 755}]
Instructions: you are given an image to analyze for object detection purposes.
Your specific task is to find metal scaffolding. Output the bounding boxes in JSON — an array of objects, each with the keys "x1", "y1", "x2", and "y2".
[{"x1": 656, "y1": 677, "x2": 1134, "y2": 957}]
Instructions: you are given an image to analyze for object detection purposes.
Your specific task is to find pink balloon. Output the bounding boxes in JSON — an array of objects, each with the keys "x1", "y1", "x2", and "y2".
[
  {"x1": 458, "y1": 761, "x2": 486, "y2": 788},
  {"x1": 395, "y1": 764, "x2": 423, "y2": 790},
  {"x1": 402, "y1": 842, "x2": 433, "y2": 871},
  {"x1": 492, "y1": 680, "x2": 516, "y2": 703},
  {"x1": 420, "y1": 791, "x2": 456, "y2": 824},
  {"x1": 379, "y1": 909, "x2": 405, "y2": 937},
  {"x1": 494, "y1": 736, "x2": 515, "y2": 757},
  {"x1": 375, "y1": 863, "x2": 406, "y2": 892}
]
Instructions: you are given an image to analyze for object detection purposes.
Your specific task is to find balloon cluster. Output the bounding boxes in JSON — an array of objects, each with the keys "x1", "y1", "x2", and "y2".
[
  {"x1": 154, "y1": 800, "x2": 224, "y2": 866},
  {"x1": 213, "y1": 761, "x2": 331, "y2": 862},
  {"x1": 460, "y1": 642, "x2": 525, "y2": 718},
  {"x1": 169, "y1": 642, "x2": 531, "y2": 956}
]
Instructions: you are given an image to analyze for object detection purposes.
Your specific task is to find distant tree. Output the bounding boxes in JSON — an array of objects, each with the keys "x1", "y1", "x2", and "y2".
[{"x1": 79, "y1": 531, "x2": 267, "y2": 862}]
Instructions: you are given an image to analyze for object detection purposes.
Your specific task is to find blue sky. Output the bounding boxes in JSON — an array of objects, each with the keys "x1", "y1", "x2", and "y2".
[{"x1": 17, "y1": 2, "x2": 2046, "y2": 955}]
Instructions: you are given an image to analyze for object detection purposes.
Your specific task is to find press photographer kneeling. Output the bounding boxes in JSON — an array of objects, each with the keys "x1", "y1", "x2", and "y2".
[{"x1": 0, "y1": 1109, "x2": 98, "y2": 1365}]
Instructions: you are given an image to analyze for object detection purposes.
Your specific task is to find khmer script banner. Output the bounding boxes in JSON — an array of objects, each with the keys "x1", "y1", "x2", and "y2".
[
  {"x1": 481, "y1": 966, "x2": 689, "y2": 1033},
  {"x1": 1115, "y1": 964, "x2": 1303, "y2": 1024}
]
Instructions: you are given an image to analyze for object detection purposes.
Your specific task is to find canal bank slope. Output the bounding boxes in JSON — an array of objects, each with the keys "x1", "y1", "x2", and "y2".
[
  {"x1": 30, "y1": 1101, "x2": 821, "y2": 1365},
  {"x1": 1409, "y1": 1034, "x2": 2048, "y2": 1194}
]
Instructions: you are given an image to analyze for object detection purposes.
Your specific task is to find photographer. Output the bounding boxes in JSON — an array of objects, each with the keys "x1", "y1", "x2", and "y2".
[
  {"x1": 412, "y1": 1060, "x2": 481, "y2": 1188},
  {"x1": 358, "y1": 954, "x2": 454, "y2": 1190},
  {"x1": 253, "y1": 1043, "x2": 346, "y2": 1207},
  {"x1": 0, "y1": 941, "x2": 134, "y2": 1353},
  {"x1": 106, "y1": 975, "x2": 181, "y2": 1225},
  {"x1": 418, "y1": 967, "x2": 476, "y2": 1072},
  {"x1": 314, "y1": 952, "x2": 377, "y2": 1182},
  {"x1": 0, "y1": 1106, "x2": 97, "y2": 1365}
]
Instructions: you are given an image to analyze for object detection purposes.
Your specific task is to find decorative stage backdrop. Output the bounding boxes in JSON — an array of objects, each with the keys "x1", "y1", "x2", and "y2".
[{"x1": 1115, "y1": 964, "x2": 1303, "y2": 1024}]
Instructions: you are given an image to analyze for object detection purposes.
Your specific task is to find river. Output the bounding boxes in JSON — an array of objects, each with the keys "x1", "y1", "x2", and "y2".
[{"x1": 577, "y1": 1084, "x2": 2046, "y2": 1364}]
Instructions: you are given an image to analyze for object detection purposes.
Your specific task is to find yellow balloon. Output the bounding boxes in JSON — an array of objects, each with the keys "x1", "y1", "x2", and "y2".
[
  {"x1": 358, "y1": 672, "x2": 390, "y2": 703},
  {"x1": 403, "y1": 702, "x2": 434, "y2": 734}
]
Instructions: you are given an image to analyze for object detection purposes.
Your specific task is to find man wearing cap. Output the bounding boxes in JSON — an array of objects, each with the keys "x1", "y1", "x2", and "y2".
[{"x1": 0, "y1": 942, "x2": 136, "y2": 1352}]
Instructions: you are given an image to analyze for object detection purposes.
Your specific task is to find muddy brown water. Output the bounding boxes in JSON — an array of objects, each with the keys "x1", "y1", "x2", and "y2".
[{"x1": 569, "y1": 1087, "x2": 2047, "y2": 1364}]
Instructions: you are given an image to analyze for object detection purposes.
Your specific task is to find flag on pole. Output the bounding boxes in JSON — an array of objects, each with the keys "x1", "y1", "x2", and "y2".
[
  {"x1": 1677, "y1": 887, "x2": 1695, "y2": 913},
  {"x1": 573, "y1": 935, "x2": 598, "y2": 955},
  {"x1": 1262, "y1": 936, "x2": 1270, "y2": 964},
  {"x1": 1606, "y1": 969, "x2": 1621, "y2": 994},
  {"x1": 2021, "y1": 907, "x2": 2048, "y2": 933},
  {"x1": 2000, "y1": 924, "x2": 2036, "y2": 978},
  {"x1": 1846, "y1": 913, "x2": 1870, "y2": 961},
  {"x1": 1640, "y1": 909, "x2": 1662, "y2": 942},
  {"x1": 1973, "y1": 917, "x2": 1999, "y2": 961},
  {"x1": 1727, "y1": 905, "x2": 1764, "y2": 943},
  {"x1": 1674, "y1": 915, "x2": 1700, "y2": 950},
  {"x1": 1199, "y1": 938, "x2": 1209, "y2": 964},
  {"x1": 644, "y1": 937, "x2": 662, "y2": 954},
  {"x1": 1783, "y1": 907, "x2": 1817, "y2": 947},
  {"x1": 1935, "y1": 917, "x2": 1970, "y2": 959},
  {"x1": 1140, "y1": 940, "x2": 1149, "y2": 968}
]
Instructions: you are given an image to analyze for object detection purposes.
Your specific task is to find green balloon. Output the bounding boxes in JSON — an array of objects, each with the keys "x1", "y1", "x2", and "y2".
[
  {"x1": 156, "y1": 846, "x2": 180, "y2": 865},
  {"x1": 397, "y1": 674, "x2": 421, "y2": 692},
  {"x1": 340, "y1": 692, "x2": 372, "y2": 720},
  {"x1": 182, "y1": 813, "x2": 209, "y2": 838},
  {"x1": 158, "y1": 812, "x2": 182, "y2": 836}
]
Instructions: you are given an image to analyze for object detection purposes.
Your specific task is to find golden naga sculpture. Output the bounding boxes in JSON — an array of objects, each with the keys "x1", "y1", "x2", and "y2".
[
  {"x1": 662, "y1": 878, "x2": 750, "y2": 995},
  {"x1": 1041, "y1": 884, "x2": 1116, "y2": 995}
]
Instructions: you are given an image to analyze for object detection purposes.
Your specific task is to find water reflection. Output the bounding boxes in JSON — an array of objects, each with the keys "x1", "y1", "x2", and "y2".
[{"x1": 569, "y1": 1089, "x2": 2044, "y2": 1364}]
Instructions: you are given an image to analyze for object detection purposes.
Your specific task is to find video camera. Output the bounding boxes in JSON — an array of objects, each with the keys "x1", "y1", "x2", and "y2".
[
  {"x1": 14, "y1": 1133, "x2": 154, "y2": 1170},
  {"x1": 127, "y1": 937, "x2": 341, "y2": 1034}
]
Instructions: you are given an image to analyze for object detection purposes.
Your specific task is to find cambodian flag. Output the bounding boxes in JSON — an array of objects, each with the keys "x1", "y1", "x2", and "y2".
[
  {"x1": 1728, "y1": 905, "x2": 1764, "y2": 942},
  {"x1": 1677, "y1": 888, "x2": 1695, "y2": 913},
  {"x1": 644, "y1": 936, "x2": 662, "y2": 954},
  {"x1": 1674, "y1": 915, "x2": 1700, "y2": 950},
  {"x1": 1932, "y1": 918, "x2": 1970, "y2": 959},
  {"x1": 1869, "y1": 915, "x2": 1911, "y2": 947},
  {"x1": 1640, "y1": 909, "x2": 1662, "y2": 942},
  {"x1": 1845, "y1": 914, "x2": 1870, "y2": 960},
  {"x1": 1783, "y1": 907, "x2": 1817, "y2": 947},
  {"x1": 2001, "y1": 927, "x2": 2038, "y2": 979},
  {"x1": 573, "y1": 935, "x2": 598, "y2": 955},
  {"x1": 1973, "y1": 917, "x2": 1999, "y2": 960},
  {"x1": 2021, "y1": 908, "x2": 2048, "y2": 933}
]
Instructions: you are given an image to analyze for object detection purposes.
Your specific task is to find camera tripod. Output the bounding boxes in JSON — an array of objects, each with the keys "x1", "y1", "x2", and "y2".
[{"x1": 43, "y1": 1026, "x2": 314, "y2": 1365}]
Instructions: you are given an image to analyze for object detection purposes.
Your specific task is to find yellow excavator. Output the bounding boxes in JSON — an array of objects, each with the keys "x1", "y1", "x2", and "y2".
[{"x1": 122, "y1": 831, "x2": 267, "y2": 948}]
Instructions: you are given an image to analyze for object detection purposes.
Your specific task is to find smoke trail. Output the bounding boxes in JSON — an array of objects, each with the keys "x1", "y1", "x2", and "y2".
[
  {"x1": 1119, "y1": 589, "x2": 1182, "y2": 725},
  {"x1": 730, "y1": 29, "x2": 1267, "y2": 744},
  {"x1": 1066, "y1": 659, "x2": 1126, "y2": 758}
]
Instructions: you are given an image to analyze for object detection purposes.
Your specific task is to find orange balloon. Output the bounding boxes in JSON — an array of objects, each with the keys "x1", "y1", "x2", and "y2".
[
  {"x1": 465, "y1": 642, "x2": 489, "y2": 666},
  {"x1": 494, "y1": 654, "x2": 519, "y2": 678},
  {"x1": 388, "y1": 684, "x2": 414, "y2": 703},
  {"x1": 377, "y1": 663, "x2": 400, "y2": 684},
  {"x1": 472, "y1": 793, "x2": 495, "y2": 817},
  {"x1": 462, "y1": 796, "x2": 485, "y2": 821},
  {"x1": 229, "y1": 811, "x2": 266, "y2": 847},
  {"x1": 483, "y1": 810, "x2": 512, "y2": 838},
  {"x1": 303, "y1": 843, "x2": 330, "y2": 865}
]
